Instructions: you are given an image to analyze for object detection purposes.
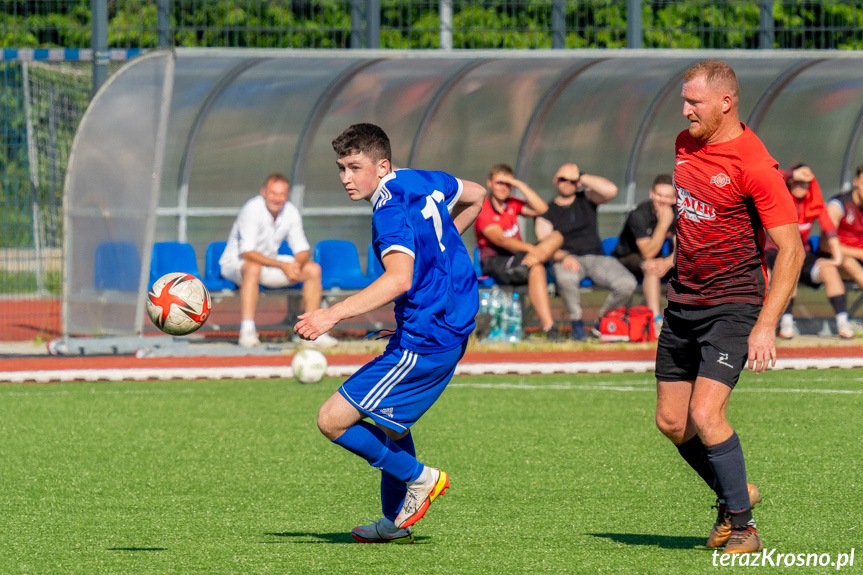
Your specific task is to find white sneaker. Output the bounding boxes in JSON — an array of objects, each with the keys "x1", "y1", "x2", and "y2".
[
  {"x1": 300, "y1": 331, "x2": 339, "y2": 348},
  {"x1": 778, "y1": 315, "x2": 795, "y2": 339},
  {"x1": 350, "y1": 517, "x2": 414, "y2": 544},
  {"x1": 837, "y1": 320, "x2": 855, "y2": 339},
  {"x1": 238, "y1": 327, "x2": 260, "y2": 348},
  {"x1": 393, "y1": 467, "x2": 450, "y2": 529}
]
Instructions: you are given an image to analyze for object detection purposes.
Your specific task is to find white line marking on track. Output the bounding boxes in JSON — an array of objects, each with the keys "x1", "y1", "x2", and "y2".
[
  {"x1": 449, "y1": 382, "x2": 863, "y2": 394},
  {"x1": 2, "y1": 387, "x2": 198, "y2": 397},
  {"x1": 2, "y1": 356, "x2": 863, "y2": 383}
]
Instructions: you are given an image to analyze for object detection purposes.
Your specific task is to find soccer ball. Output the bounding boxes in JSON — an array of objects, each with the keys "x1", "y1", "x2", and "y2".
[
  {"x1": 146, "y1": 272, "x2": 212, "y2": 336},
  {"x1": 291, "y1": 348, "x2": 328, "y2": 384}
]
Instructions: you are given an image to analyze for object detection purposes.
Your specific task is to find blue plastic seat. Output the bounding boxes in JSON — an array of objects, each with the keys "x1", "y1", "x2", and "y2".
[
  {"x1": 661, "y1": 237, "x2": 674, "y2": 257},
  {"x1": 314, "y1": 239, "x2": 373, "y2": 290},
  {"x1": 203, "y1": 241, "x2": 238, "y2": 291},
  {"x1": 149, "y1": 241, "x2": 202, "y2": 289},
  {"x1": 809, "y1": 235, "x2": 820, "y2": 254},
  {"x1": 601, "y1": 236, "x2": 619, "y2": 256},
  {"x1": 366, "y1": 242, "x2": 385, "y2": 281},
  {"x1": 94, "y1": 241, "x2": 141, "y2": 291}
]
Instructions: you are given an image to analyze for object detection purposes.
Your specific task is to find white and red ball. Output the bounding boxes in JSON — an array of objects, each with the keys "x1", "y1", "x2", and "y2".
[{"x1": 147, "y1": 272, "x2": 211, "y2": 336}]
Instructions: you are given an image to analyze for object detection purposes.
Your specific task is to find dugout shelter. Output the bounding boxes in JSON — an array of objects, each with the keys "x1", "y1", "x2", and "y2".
[{"x1": 62, "y1": 48, "x2": 863, "y2": 341}]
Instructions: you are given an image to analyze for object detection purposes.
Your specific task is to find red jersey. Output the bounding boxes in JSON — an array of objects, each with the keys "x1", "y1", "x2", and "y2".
[
  {"x1": 669, "y1": 124, "x2": 798, "y2": 306},
  {"x1": 475, "y1": 196, "x2": 525, "y2": 260},
  {"x1": 827, "y1": 191, "x2": 863, "y2": 250}
]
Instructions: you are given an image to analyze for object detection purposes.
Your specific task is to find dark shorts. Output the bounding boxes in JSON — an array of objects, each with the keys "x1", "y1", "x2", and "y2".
[
  {"x1": 481, "y1": 252, "x2": 529, "y2": 285},
  {"x1": 655, "y1": 302, "x2": 761, "y2": 389},
  {"x1": 765, "y1": 250, "x2": 821, "y2": 288}
]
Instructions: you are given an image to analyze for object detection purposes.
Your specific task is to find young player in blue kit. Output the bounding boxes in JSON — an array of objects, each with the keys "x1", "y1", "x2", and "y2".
[{"x1": 294, "y1": 123, "x2": 487, "y2": 543}]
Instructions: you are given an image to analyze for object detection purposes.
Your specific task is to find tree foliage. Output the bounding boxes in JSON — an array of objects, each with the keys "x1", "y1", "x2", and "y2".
[{"x1": 1, "y1": 1, "x2": 863, "y2": 50}]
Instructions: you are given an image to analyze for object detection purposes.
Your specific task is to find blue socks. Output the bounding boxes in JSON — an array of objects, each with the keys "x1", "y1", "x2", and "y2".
[
  {"x1": 332, "y1": 420, "x2": 423, "y2": 484},
  {"x1": 381, "y1": 433, "x2": 416, "y2": 521}
]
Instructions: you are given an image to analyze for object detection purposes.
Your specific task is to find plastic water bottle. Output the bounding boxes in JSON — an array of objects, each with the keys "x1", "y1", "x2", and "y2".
[
  {"x1": 478, "y1": 290, "x2": 491, "y2": 316},
  {"x1": 504, "y1": 292, "x2": 523, "y2": 343},
  {"x1": 488, "y1": 287, "x2": 507, "y2": 342}
]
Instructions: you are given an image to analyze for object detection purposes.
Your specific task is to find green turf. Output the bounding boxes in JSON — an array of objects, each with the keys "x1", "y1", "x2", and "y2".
[{"x1": 1, "y1": 370, "x2": 861, "y2": 574}]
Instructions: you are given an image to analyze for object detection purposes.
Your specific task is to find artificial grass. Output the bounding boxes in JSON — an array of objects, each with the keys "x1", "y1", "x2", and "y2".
[{"x1": 1, "y1": 370, "x2": 860, "y2": 574}]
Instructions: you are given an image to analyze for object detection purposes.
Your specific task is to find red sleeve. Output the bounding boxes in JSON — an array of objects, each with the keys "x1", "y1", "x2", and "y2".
[
  {"x1": 817, "y1": 207, "x2": 838, "y2": 240},
  {"x1": 744, "y1": 163, "x2": 798, "y2": 229},
  {"x1": 474, "y1": 198, "x2": 495, "y2": 236},
  {"x1": 509, "y1": 198, "x2": 526, "y2": 216}
]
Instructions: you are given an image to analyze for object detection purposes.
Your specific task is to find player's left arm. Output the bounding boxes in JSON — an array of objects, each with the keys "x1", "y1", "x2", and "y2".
[
  {"x1": 450, "y1": 180, "x2": 487, "y2": 235},
  {"x1": 294, "y1": 251, "x2": 414, "y2": 341},
  {"x1": 582, "y1": 173, "x2": 618, "y2": 205},
  {"x1": 748, "y1": 222, "x2": 804, "y2": 374}
]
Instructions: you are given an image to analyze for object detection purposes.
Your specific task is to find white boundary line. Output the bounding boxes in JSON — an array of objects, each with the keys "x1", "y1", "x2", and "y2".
[{"x1": 2, "y1": 356, "x2": 863, "y2": 383}]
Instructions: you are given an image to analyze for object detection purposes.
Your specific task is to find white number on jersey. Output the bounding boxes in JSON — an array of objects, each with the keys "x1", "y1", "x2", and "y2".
[{"x1": 421, "y1": 190, "x2": 446, "y2": 252}]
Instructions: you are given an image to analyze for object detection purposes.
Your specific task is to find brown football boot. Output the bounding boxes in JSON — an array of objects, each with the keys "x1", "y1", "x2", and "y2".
[
  {"x1": 706, "y1": 483, "x2": 761, "y2": 548},
  {"x1": 723, "y1": 523, "x2": 764, "y2": 554}
]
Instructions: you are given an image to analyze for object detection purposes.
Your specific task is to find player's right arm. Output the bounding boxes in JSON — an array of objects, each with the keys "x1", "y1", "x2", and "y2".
[
  {"x1": 748, "y1": 222, "x2": 804, "y2": 373},
  {"x1": 294, "y1": 251, "x2": 414, "y2": 341},
  {"x1": 450, "y1": 180, "x2": 486, "y2": 235}
]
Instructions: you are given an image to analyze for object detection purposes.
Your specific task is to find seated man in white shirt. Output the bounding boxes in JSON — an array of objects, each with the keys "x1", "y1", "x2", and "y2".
[{"x1": 220, "y1": 173, "x2": 337, "y2": 348}]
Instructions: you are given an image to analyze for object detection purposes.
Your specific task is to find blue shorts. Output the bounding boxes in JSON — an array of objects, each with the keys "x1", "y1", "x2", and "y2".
[{"x1": 339, "y1": 338, "x2": 468, "y2": 433}]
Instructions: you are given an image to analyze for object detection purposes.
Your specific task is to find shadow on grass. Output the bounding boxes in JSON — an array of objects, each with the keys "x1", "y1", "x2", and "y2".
[
  {"x1": 107, "y1": 547, "x2": 167, "y2": 552},
  {"x1": 590, "y1": 533, "x2": 707, "y2": 549},
  {"x1": 264, "y1": 532, "x2": 427, "y2": 544}
]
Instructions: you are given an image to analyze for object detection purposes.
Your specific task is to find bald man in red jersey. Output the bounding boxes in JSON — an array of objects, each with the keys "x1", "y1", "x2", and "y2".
[{"x1": 654, "y1": 60, "x2": 804, "y2": 555}]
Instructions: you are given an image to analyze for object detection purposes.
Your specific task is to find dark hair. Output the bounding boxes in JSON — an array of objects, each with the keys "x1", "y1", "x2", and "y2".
[
  {"x1": 332, "y1": 123, "x2": 392, "y2": 163},
  {"x1": 684, "y1": 59, "x2": 739, "y2": 98},
  {"x1": 263, "y1": 173, "x2": 289, "y2": 188},
  {"x1": 856, "y1": 163, "x2": 863, "y2": 177},
  {"x1": 488, "y1": 163, "x2": 514, "y2": 180},
  {"x1": 652, "y1": 174, "x2": 673, "y2": 187}
]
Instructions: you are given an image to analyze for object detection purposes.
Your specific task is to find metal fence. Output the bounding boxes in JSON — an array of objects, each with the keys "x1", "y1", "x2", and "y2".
[{"x1": 3, "y1": 0, "x2": 863, "y2": 51}]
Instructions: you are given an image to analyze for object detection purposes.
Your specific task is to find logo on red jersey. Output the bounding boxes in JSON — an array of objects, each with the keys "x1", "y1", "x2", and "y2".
[
  {"x1": 677, "y1": 187, "x2": 717, "y2": 222},
  {"x1": 502, "y1": 223, "x2": 520, "y2": 238},
  {"x1": 710, "y1": 173, "x2": 731, "y2": 187}
]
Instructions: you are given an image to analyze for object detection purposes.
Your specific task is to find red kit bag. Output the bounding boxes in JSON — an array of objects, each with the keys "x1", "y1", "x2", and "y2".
[
  {"x1": 626, "y1": 305, "x2": 656, "y2": 342},
  {"x1": 598, "y1": 308, "x2": 630, "y2": 342},
  {"x1": 598, "y1": 306, "x2": 657, "y2": 343}
]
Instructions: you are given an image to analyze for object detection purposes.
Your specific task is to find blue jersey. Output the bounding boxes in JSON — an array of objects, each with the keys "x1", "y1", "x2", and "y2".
[{"x1": 370, "y1": 169, "x2": 478, "y2": 353}]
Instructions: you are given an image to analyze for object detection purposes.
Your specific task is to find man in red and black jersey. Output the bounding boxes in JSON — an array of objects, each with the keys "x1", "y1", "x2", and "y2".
[
  {"x1": 655, "y1": 60, "x2": 804, "y2": 555},
  {"x1": 474, "y1": 163, "x2": 563, "y2": 337},
  {"x1": 826, "y1": 163, "x2": 863, "y2": 294}
]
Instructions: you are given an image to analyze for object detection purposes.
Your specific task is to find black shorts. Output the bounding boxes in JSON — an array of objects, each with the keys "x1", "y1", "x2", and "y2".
[
  {"x1": 655, "y1": 302, "x2": 761, "y2": 389},
  {"x1": 765, "y1": 250, "x2": 821, "y2": 288},
  {"x1": 481, "y1": 252, "x2": 529, "y2": 285}
]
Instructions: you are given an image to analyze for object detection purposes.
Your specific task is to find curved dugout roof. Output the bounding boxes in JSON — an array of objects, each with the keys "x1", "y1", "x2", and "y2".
[{"x1": 64, "y1": 49, "x2": 863, "y2": 336}]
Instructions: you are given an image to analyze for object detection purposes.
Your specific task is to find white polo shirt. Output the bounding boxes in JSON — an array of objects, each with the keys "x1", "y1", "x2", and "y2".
[{"x1": 219, "y1": 195, "x2": 311, "y2": 274}]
